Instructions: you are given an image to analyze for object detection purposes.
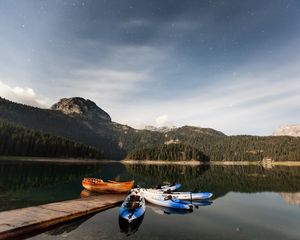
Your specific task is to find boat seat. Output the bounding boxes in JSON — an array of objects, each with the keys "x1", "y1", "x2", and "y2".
[
  {"x1": 163, "y1": 189, "x2": 172, "y2": 194},
  {"x1": 130, "y1": 195, "x2": 140, "y2": 201},
  {"x1": 164, "y1": 195, "x2": 172, "y2": 200},
  {"x1": 127, "y1": 201, "x2": 140, "y2": 210}
]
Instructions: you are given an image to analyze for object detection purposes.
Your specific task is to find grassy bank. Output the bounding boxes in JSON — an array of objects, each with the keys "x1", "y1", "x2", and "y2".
[{"x1": 122, "y1": 159, "x2": 300, "y2": 166}]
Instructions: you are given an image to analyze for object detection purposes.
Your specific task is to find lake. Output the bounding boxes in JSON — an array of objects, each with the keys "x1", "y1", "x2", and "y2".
[{"x1": 1, "y1": 159, "x2": 300, "y2": 239}]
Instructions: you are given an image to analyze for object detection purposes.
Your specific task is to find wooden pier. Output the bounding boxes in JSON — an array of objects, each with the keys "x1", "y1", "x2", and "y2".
[{"x1": 0, "y1": 194, "x2": 125, "y2": 239}]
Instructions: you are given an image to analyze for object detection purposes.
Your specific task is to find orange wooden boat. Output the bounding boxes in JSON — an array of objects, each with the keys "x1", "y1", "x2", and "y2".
[{"x1": 82, "y1": 178, "x2": 134, "y2": 193}]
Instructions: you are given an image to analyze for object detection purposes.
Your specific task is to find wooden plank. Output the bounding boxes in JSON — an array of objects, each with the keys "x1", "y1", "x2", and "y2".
[{"x1": 0, "y1": 194, "x2": 125, "y2": 240}]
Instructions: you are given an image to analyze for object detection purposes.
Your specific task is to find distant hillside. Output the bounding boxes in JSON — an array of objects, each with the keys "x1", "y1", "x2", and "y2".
[
  {"x1": 0, "y1": 97, "x2": 123, "y2": 159},
  {"x1": 195, "y1": 135, "x2": 300, "y2": 161},
  {"x1": 117, "y1": 125, "x2": 226, "y2": 154},
  {"x1": 1, "y1": 96, "x2": 300, "y2": 161},
  {"x1": 126, "y1": 143, "x2": 210, "y2": 161},
  {"x1": 0, "y1": 119, "x2": 102, "y2": 159},
  {"x1": 0, "y1": 97, "x2": 225, "y2": 159},
  {"x1": 144, "y1": 125, "x2": 176, "y2": 132}
]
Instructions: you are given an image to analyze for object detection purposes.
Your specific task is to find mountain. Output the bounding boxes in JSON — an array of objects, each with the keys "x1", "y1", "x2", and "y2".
[
  {"x1": 0, "y1": 97, "x2": 123, "y2": 159},
  {"x1": 51, "y1": 97, "x2": 111, "y2": 122},
  {"x1": 1, "y1": 96, "x2": 300, "y2": 161},
  {"x1": 0, "y1": 97, "x2": 226, "y2": 159},
  {"x1": 273, "y1": 125, "x2": 300, "y2": 137},
  {"x1": 144, "y1": 125, "x2": 176, "y2": 132}
]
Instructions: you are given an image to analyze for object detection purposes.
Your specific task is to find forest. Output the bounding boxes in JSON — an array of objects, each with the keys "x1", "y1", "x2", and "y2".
[
  {"x1": 193, "y1": 135, "x2": 300, "y2": 161},
  {"x1": 126, "y1": 134, "x2": 300, "y2": 162},
  {"x1": 1, "y1": 97, "x2": 300, "y2": 161},
  {"x1": 126, "y1": 143, "x2": 210, "y2": 161},
  {"x1": 0, "y1": 120, "x2": 103, "y2": 159}
]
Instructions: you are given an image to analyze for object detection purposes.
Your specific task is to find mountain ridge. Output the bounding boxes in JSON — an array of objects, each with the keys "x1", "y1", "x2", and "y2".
[
  {"x1": 273, "y1": 125, "x2": 300, "y2": 137},
  {"x1": 1, "y1": 96, "x2": 300, "y2": 161},
  {"x1": 0, "y1": 97, "x2": 226, "y2": 159},
  {"x1": 51, "y1": 97, "x2": 111, "y2": 122}
]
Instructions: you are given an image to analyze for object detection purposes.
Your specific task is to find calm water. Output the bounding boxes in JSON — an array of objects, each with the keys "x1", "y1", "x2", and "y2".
[{"x1": 1, "y1": 159, "x2": 300, "y2": 239}]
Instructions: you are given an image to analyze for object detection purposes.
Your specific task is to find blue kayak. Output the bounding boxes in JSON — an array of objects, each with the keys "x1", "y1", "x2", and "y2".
[
  {"x1": 119, "y1": 214, "x2": 144, "y2": 236},
  {"x1": 147, "y1": 203, "x2": 193, "y2": 215},
  {"x1": 119, "y1": 192, "x2": 146, "y2": 223},
  {"x1": 192, "y1": 200, "x2": 213, "y2": 207},
  {"x1": 144, "y1": 194, "x2": 193, "y2": 211}
]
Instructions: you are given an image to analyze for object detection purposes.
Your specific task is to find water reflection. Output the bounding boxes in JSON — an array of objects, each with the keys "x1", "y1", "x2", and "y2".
[
  {"x1": 119, "y1": 214, "x2": 145, "y2": 236},
  {"x1": 80, "y1": 189, "x2": 99, "y2": 198},
  {"x1": 46, "y1": 214, "x2": 95, "y2": 236},
  {"x1": 23, "y1": 162, "x2": 300, "y2": 240},
  {"x1": 2, "y1": 159, "x2": 300, "y2": 212},
  {"x1": 279, "y1": 192, "x2": 300, "y2": 205},
  {"x1": 126, "y1": 164, "x2": 300, "y2": 198},
  {"x1": 192, "y1": 199, "x2": 213, "y2": 207},
  {"x1": 0, "y1": 160, "x2": 127, "y2": 211},
  {"x1": 147, "y1": 203, "x2": 190, "y2": 215}
]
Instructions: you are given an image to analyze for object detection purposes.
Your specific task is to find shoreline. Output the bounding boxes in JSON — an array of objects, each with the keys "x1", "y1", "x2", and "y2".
[
  {"x1": 121, "y1": 160, "x2": 300, "y2": 166},
  {"x1": 1, "y1": 156, "x2": 300, "y2": 166},
  {"x1": 122, "y1": 160, "x2": 206, "y2": 165},
  {"x1": 0, "y1": 156, "x2": 118, "y2": 164}
]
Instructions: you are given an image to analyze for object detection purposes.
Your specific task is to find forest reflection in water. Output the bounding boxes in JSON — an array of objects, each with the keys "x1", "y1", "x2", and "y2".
[
  {"x1": 33, "y1": 163, "x2": 300, "y2": 240},
  {"x1": 0, "y1": 160, "x2": 127, "y2": 211},
  {"x1": 1, "y1": 159, "x2": 300, "y2": 212},
  {"x1": 2, "y1": 159, "x2": 299, "y2": 240},
  {"x1": 125, "y1": 163, "x2": 300, "y2": 198}
]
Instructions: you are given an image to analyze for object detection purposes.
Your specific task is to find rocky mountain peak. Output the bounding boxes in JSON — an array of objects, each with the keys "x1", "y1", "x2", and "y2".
[
  {"x1": 273, "y1": 125, "x2": 300, "y2": 137},
  {"x1": 144, "y1": 125, "x2": 177, "y2": 132},
  {"x1": 51, "y1": 97, "x2": 111, "y2": 122}
]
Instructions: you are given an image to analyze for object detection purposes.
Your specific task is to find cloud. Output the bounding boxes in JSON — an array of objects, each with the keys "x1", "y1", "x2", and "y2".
[
  {"x1": 115, "y1": 57, "x2": 300, "y2": 135},
  {"x1": 48, "y1": 45, "x2": 169, "y2": 105},
  {"x1": 0, "y1": 81, "x2": 51, "y2": 108},
  {"x1": 0, "y1": 0, "x2": 299, "y2": 136},
  {"x1": 155, "y1": 115, "x2": 173, "y2": 127},
  {"x1": 65, "y1": 68, "x2": 148, "y2": 102}
]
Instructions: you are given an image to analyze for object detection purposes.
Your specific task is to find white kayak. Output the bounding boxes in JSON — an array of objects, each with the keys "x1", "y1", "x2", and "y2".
[
  {"x1": 159, "y1": 183, "x2": 181, "y2": 192},
  {"x1": 143, "y1": 193, "x2": 193, "y2": 210},
  {"x1": 119, "y1": 191, "x2": 146, "y2": 223},
  {"x1": 139, "y1": 188, "x2": 213, "y2": 200}
]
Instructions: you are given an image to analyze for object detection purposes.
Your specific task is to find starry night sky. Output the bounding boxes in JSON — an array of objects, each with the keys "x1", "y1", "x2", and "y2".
[{"x1": 0, "y1": 0, "x2": 300, "y2": 135}]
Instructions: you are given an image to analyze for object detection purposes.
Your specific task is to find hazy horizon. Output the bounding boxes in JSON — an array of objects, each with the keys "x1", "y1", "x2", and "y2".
[{"x1": 0, "y1": 0, "x2": 299, "y2": 135}]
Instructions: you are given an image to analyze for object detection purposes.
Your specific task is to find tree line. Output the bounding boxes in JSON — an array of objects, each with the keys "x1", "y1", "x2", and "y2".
[
  {"x1": 194, "y1": 135, "x2": 300, "y2": 161},
  {"x1": 0, "y1": 120, "x2": 103, "y2": 159},
  {"x1": 1, "y1": 97, "x2": 300, "y2": 161},
  {"x1": 125, "y1": 132, "x2": 300, "y2": 161},
  {"x1": 0, "y1": 97, "x2": 123, "y2": 159},
  {"x1": 126, "y1": 143, "x2": 210, "y2": 161}
]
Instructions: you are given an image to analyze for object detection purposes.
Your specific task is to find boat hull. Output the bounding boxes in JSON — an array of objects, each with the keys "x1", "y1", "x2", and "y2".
[
  {"x1": 147, "y1": 203, "x2": 193, "y2": 215},
  {"x1": 119, "y1": 193, "x2": 146, "y2": 223},
  {"x1": 139, "y1": 188, "x2": 213, "y2": 200},
  {"x1": 144, "y1": 195, "x2": 192, "y2": 210},
  {"x1": 160, "y1": 183, "x2": 181, "y2": 191},
  {"x1": 82, "y1": 179, "x2": 134, "y2": 193}
]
